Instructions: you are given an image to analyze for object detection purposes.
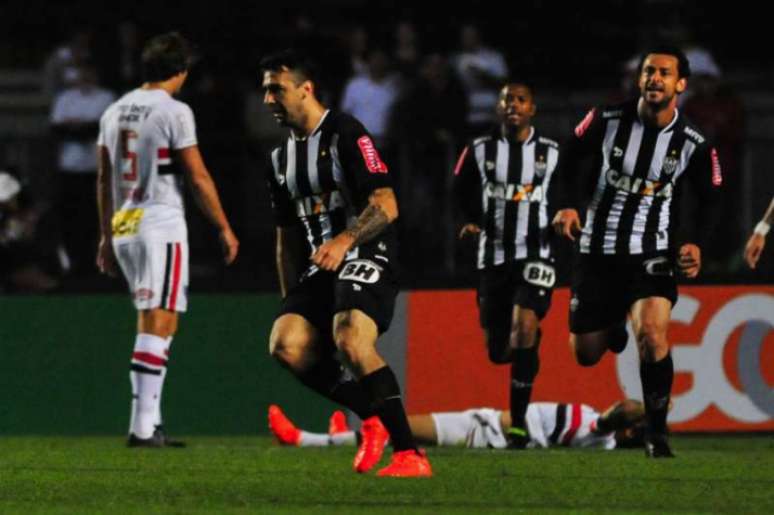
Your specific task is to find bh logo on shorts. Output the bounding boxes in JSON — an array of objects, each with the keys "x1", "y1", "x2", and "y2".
[
  {"x1": 339, "y1": 259, "x2": 381, "y2": 284},
  {"x1": 616, "y1": 292, "x2": 774, "y2": 424},
  {"x1": 523, "y1": 261, "x2": 556, "y2": 289}
]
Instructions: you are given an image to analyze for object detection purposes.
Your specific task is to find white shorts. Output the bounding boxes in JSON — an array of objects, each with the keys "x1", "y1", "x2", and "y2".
[
  {"x1": 431, "y1": 408, "x2": 507, "y2": 449},
  {"x1": 113, "y1": 238, "x2": 188, "y2": 312}
]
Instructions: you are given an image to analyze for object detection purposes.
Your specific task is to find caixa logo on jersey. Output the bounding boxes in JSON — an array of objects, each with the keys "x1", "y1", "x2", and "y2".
[
  {"x1": 616, "y1": 291, "x2": 774, "y2": 427},
  {"x1": 523, "y1": 261, "x2": 555, "y2": 288},
  {"x1": 484, "y1": 182, "x2": 544, "y2": 203},
  {"x1": 605, "y1": 168, "x2": 673, "y2": 198},
  {"x1": 339, "y1": 259, "x2": 382, "y2": 284}
]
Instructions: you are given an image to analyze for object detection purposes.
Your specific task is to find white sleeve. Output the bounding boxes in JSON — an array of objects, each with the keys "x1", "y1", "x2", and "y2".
[
  {"x1": 340, "y1": 80, "x2": 356, "y2": 113},
  {"x1": 96, "y1": 113, "x2": 106, "y2": 146},
  {"x1": 50, "y1": 93, "x2": 68, "y2": 124},
  {"x1": 491, "y1": 53, "x2": 508, "y2": 79},
  {"x1": 169, "y1": 103, "x2": 197, "y2": 150},
  {"x1": 525, "y1": 404, "x2": 549, "y2": 448}
]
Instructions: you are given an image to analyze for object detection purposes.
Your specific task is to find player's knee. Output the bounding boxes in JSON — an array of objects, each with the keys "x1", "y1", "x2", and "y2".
[
  {"x1": 509, "y1": 321, "x2": 539, "y2": 350},
  {"x1": 485, "y1": 330, "x2": 511, "y2": 364},
  {"x1": 140, "y1": 309, "x2": 177, "y2": 338},
  {"x1": 634, "y1": 323, "x2": 668, "y2": 359},
  {"x1": 334, "y1": 329, "x2": 370, "y2": 366},
  {"x1": 269, "y1": 331, "x2": 309, "y2": 370},
  {"x1": 571, "y1": 338, "x2": 602, "y2": 367}
]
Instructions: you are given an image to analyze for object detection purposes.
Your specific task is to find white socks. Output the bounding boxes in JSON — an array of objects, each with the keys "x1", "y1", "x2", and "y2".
[
  {"x1": 129, "y1": 333, "x2": 170, "y2": 438},
  {"x1": 298, "y1": 431, "x2": 357, "y2": 447}
]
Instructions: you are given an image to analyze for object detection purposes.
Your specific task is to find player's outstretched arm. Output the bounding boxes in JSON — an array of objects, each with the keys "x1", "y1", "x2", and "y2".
[
  {"x1": 745, "y1": 196, "x2": 774, "y2": 269},
  {"x1": 311, "y1": 187, "x2": 397, "y2": 271},
  {"x1": 96, "y1": 145, "x2": 117, "y2": 276},
  {"x1": 178, "y1": 146, "x2": 239, "y2": 264}
]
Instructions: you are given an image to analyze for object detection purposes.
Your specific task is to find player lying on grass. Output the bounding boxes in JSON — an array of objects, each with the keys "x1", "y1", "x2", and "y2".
[{"x1": 269, "y1": 399, "x2": 646, "y2": 450}]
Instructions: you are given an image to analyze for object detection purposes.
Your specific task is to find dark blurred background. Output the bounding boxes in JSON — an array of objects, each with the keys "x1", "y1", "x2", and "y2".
[{"x1": 0, "y1": 0, "x2": 772, "y2": 294}]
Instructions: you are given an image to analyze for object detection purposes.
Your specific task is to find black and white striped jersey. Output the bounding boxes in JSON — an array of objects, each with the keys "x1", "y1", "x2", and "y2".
[
  {"x1": 559, "y1": 100, "x2": 723, "y2": 256},
  {"x1": 266, "y1": 110, "x2": 395, "y2": 258},
  {"x1": 453, "y1": 127, "x2": 559, "y2": 269}
]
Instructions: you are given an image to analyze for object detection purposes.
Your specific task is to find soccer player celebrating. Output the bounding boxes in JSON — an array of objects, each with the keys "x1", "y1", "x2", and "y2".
[
  {"x1": 261, "y1": 50, "x2": 431, "y2": 477},
  {"x1": 552, "y1": 47, "x2": 722, "y2": 457},
  {"x1": 453, "y1": 83, "x2": 559, "y2": 448},
  {"x1": 97, "y1": 32, "x2": 239, "y2": 447}
]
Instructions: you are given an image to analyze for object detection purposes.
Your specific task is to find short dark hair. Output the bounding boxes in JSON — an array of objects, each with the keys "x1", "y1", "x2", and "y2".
[
  {"x1": 502, "y1": 80, "x2": 535, "y2": 98},
  {"x1": 142, "y1": 32, "x2": 194, "y2": 82},
  {"x1": 638, "y1": 46, "x2": 691, "y2": 79},
  {"x1": 259, "y1": 49, "x2": 319, "y2": 86}
]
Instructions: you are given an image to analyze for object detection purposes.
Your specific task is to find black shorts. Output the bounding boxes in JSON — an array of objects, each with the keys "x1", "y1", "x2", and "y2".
[
  {"x1": 569, "y1": 252, "x2": 678, "y2": 334},
  {"x1": 277, "y1": 256, "x2": 398, "y2": 337},
  {"x1": 477, "y1": 259, "x2": 555, "y2": 330}
]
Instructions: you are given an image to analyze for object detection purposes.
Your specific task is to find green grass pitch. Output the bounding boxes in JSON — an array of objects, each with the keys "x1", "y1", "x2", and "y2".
[{"x1": 1, "y1": 436, "x2": 773, "y2": 514}]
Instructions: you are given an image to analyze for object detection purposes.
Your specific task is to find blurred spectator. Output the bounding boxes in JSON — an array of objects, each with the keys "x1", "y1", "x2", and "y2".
[
  {"x1": 42, "y1": 28, "x2": 94, "y2": 98},
  {"x1": 347, "y1": 26, "x2": 369, "y2": 78},
  {"x1": 101, "y1": 20, "x2": 143, "y2": 94},
  {"x1": 50, "y1": 64, "x2": 115, "y2": 277},
  {"x1": 452, "y1": 24, "x2": 507, "y2": 135},
  {"x1": 0, "y1": 172, "x2": 58, "y2": 292},
  {"x1": 389, "y1": 52, "x2": 468, "y2": 279},
  {"x1": 340, "y1": 48, "x2": 401, "y2": 147},
  {"x1": 393, "y1": 21, "x2": 421, "y2": 79},
  {"x1": 683, "y1": 73, "x2": 745, "y2": 272}
]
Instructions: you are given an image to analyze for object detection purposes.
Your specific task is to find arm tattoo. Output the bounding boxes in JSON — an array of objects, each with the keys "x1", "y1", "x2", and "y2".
[{"x1": 343, "y1": 204, "x2": 390, "y2": 246}]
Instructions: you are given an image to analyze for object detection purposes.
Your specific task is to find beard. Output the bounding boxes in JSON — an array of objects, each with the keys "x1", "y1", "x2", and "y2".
[{"x1": 641, "y1": 87, "x2": 674, "y2": 110}]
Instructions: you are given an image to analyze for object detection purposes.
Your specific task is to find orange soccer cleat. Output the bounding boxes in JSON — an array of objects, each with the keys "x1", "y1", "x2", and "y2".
[
  {"x1": 268, "y1": 404, "x2": 301, "y2": 446},
  {"x1": 377, "y1": 449, "x2": 433, "y2": 478},
  {"x1": 352, "y1": 416, "x2": 389, "y2": 473},
  {"x1": 328, "y1": 410, "x2": 350, "y2": 435}
]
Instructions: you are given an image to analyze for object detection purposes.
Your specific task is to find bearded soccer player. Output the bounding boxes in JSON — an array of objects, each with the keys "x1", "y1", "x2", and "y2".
[
  {"x1": 261, "y1": 50, "x2": 431, "y2": 477},
  {"x1": 97, "y1": 32, "x2": 239, "y2": 447},
  {"x1": 552, "y1": 46, "x2": 722, "y2": 457},
  {"x1": 453, "y1": 83, "x2": 559, "y2": 448}
]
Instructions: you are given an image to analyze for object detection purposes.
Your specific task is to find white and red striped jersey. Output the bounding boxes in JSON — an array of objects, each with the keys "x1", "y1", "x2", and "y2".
[
  {"x1": 98, "y1": 88, "x2": 197, "y2": 242},
  {"x1": 526, "y1": 402, "x2": 615, "y2": 450}
]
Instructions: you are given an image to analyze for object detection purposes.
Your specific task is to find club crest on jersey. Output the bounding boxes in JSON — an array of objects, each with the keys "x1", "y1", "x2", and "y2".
[
  {"x1": 535, "y1": 158, "x2": 547, "y2": 177},
  {"x1": 338, "y1": 259, "x2": 381, "y2": 284},
  {"x1": 613, "y1": 146, "x2": 624, "y2": 158},
  {"x1": 662, "y1": 156, "x2": 679, "y2": 176},
  {"x1": 357, "y1": 136, "x2": 388, "y2": 174},
  {"x1": 523, "y1": 261, "x2": 556, "y2": 288},
  {"x1": 485, "y1": 160, "x2": 496, "y2": 171}
]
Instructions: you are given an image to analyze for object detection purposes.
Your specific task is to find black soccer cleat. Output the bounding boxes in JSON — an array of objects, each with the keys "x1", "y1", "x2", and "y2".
[
  {"x1": 607, "y1": 322, "x2": 629, "y2": 354},
  {"x1": 644, "y1": 434, "x2": 675, "y2": 458},
  {"x1": 155, "y1": 425, "x2": 187, "y2": 448},
  {"x1": 127, "y1": 432, "x2": 165, "y2": 448},
  {"x1": 506, "y1": 427, "x2": 530, "y2": 450},
  {"x1": 127, "y1": 426, "x2": 186, "y2": 448}
]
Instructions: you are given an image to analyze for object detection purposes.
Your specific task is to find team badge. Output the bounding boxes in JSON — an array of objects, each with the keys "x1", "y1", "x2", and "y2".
[
  {"x1": 662, "y1": 156, "x2": 679, "y2": 176},
  {"x1": 535, "y1": 158, "x2": 547, "y2": 177},
  {"x1": 485, "y1": 160, "x2": 496, "y2": 171},
  {"x1": 613, "y1": 146, "x2": 624, "y2": 158}
]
